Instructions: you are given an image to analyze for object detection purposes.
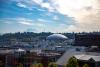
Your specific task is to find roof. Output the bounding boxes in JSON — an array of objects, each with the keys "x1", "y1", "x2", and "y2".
[
  {"x1": 56, "y1": 47, "x2": 100, "y2": 66},
  {"x1": 56, "y1": 48, "x2": 84, "y2": 65},
  {"x1": 15, "y1": 48, "x2": 25, "y2": 52},
  {"x1": 38, "y1": 52, "x2": 61, "y2": 57},
  {"x1": 47, "y1": 34, "x2": 68, "y2": 40},
  {"x1": 74, "y1": 54, "x2": 100, "y2": 62}
]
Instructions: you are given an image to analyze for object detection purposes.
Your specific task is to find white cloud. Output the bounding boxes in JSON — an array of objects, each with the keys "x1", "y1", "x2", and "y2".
[
  {"x1": 50, "y1": 0, "x2": 97, "y2": 17},
  {"x1": 0, "y1": 19, "x2": 12, "y2": 24},
  {"x1": 16, "y1": 18, "x2": 32, "y2": 21},
  {"x1": 2, "y1": 18, "x2": 45, "y2": 27},
  {"x1": 18, "y1": 21, "x2": 33, "y2": 25},
  {"x1": 17, "y1": 3, "x2": 27, "y2": 8},
  {"x1": 31, "y1": 0, "x2": 100, "y2": 32},
  {"x1": 18, "y1": 21, "x2": 44, "y2": 27},
  {"x1": 53, "y1": 16, "x2": 59, "y2": 20},
  {"x1": 12, "y1": 0, "x2": 100, "y2": 32},
  {"x1": 48, "y1": 0, "x2": 100, "y2": 32},
  {"x1": 35, "y1": 23, "x2": 44, "y2": 27},
  {"x1": 37, "y1": 8, "x2": 45, "y2": 11},
  {"x1": 32, "y1": 0, "x2": 43, "y2": 4},
  {"x1": 38, "y1": 18, "x2": 45, "y2": 22},
  {"x1": 37, "y1": 18, "x2": 48, "y2": 22},
  {"x1": 41, "y1": 3, "x2": 54, "y2": 12},
  {"x1": 3, "y1": 22, "x2": 12, "y2": 24},
  {"x1": 37, "y1": 18, "x2": 54, "y2": 23},
  {"x1": 16, "y1": 1, "x2": 33, "y2": 10},
  {"x1": 17, "y1": 18, "x2": 45, "y2": 27},
  {"x1": 32, "y1": 0, "x2": 54, "y2": 12}
]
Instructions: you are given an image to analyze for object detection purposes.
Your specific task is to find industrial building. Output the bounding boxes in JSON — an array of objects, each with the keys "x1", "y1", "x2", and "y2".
[{"x1": 74, "y1": 33, "x2": 100, "y2": 46}]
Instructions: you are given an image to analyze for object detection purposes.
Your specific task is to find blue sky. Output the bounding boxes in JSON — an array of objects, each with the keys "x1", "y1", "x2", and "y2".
[
  {"x1": 0, "y1": 0, "x2": 100, "y2": 33},
  {"x1": 0, "y1": 0, "x2": 75, "y2": 33}
]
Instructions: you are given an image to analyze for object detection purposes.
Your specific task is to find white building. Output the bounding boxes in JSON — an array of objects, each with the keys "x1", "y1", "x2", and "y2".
[{"x1": 43, "y1": 34, "x2": 69, "y2": 51}]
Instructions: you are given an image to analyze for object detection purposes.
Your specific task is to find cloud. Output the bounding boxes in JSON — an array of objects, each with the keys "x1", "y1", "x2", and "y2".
[
  {"x1": 32, "y1": 0, "x2": 42, "y2": 4},
  {"x1": 16, "y1": 2, "x2": 33, "y2": 10},
  {"x1": 13, "y1": 0, "x2": 33, "y2": 10},
  {"x1": 37, "y1": 18, "x2": 46, "y2": 22},
  {"x1": 1, "y1": 18, "x2": 45, "y2": 27},
  {"x1": 41, "y1": 3, "x2": 54, "y2": 12},
  {"x1": 17, "y1": 3, "x2": 27, "y2": 8},
  {"x1": 48, "y1": 0, "x2": 100, "y2": 32},
  {"x1": 32, "y1": 0, "x2": 54, "y2": 12},
  {"x1": 16, "y1": 18, "x2": 45, "y2": 27},
  {"x1": 27, "y1": 0, "x2": 100, "y2": 32},
  {"x1": 37, "y1": 8, "x2": 46, "y2": 11},
  {"x1": 0, "y1": 17, "x2": 46, "y2": 33},
  {"x1": 0, "y1": 19, "x2": 15, "y2": 24},
  {"x1": 53, "y1": 16, "x2": 59, "y2": 20},
  {"x1": 6, "y1": 0, "x2": 100, "y2": 32},
  {"x1": 17, "y1": 21, "x2": 33, "y2": 25},
  {"x1": 16, "y1": 18, "x2": 33, "y2": 22},
  {"x1": 3, "y1": 22, "x2": 12, "y2": 24}
]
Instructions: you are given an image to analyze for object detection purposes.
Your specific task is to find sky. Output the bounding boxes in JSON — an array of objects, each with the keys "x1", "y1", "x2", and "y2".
[{"x1": 0, "y1": 0, "x2": 100, "y2": 33}]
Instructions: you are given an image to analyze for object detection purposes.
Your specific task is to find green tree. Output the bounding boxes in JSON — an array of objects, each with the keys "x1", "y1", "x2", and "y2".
[
  {"x1": 48, "y1": 62, "x2": 57, "y2": 67},
  {"x1": 66, "y1": 57, "x2": 78, "y2": 67},
  {"x1": 83, "y1": 64, "x2": 89, "y2": 67}
]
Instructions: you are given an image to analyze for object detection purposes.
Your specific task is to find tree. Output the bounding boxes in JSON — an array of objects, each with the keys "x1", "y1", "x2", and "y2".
[
  {"x1": 30, "y1": 63, "x2": 43, "y2": 67},
  {"x1": 83, "y1": 64, "x2": 89, "y2": 67},
  {"x1": 48, "y1": 62, "x2": 57, "y2": 67},
  {"x1": 66, "y1": 57, "x2": 78, "y2": 67},
  {"x1": 17, "y1": 63, "x2": 23, "y2": 67}
]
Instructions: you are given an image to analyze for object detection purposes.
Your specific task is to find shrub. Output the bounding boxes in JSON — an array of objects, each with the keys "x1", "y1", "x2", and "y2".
[
  {"x1": 66, "y1": 57, "x2": 78, "y2": 67},
  {"x1": 83, "y1": 64, "x2": 89, "y2": 67}
]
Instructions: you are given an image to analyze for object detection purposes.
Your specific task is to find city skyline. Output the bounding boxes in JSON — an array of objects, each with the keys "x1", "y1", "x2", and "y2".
[{"x1": 0, "y1": 0, "x2": 100, "y2": 33}]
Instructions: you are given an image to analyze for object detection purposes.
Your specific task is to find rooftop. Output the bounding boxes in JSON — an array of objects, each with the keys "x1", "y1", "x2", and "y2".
[
  {"x1": 47, "y1": 34, "x2": 68, "y2": 40},
  {"x1": 74, "y1": 54, "x2": 100, "y2": 62}
]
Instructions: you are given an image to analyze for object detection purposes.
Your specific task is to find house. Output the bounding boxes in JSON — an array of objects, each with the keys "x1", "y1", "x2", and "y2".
[{"x1": 74, "y1": 54, "x2": 100, "y2": 67}]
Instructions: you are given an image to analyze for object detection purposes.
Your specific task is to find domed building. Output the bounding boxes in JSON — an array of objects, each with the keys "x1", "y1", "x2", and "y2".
[
  {"x1": 44, "y1": 34, "x2": 69, "y2": 51},
  {"x1": 46, "y1": 34, "x2": 68, "y2": 44},
  {"x1": 47, "y1": 34, "x2": 68, "y2": 40}
]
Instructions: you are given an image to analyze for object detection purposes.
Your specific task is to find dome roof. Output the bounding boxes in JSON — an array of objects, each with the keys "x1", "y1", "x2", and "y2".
[{"x1": 47, "y1": 34, "x2": 68, "y2": 40}]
